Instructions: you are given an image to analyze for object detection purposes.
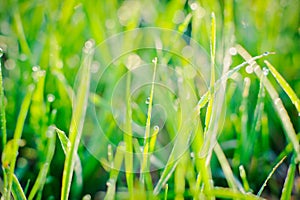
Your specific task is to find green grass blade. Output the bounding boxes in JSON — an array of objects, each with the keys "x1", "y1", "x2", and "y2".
[
  {"x1": 214, "y1": 142, "x2": 238, "y2": 191},
  {"x1": 209, "y1": 187, "x2": 264, "y2": 200},
  {"x1": 264, "y1": 60, "x2": 300, "y2": 114},
  {"x1": 164, "y1": 184, "x2": 168, "y2": 200},
  {"x1": 280, "y1": 156, "x2": 296, "y2": 200},
  {"x1": 140, "y1": 57, "x2": 158, "y2": 182},
  {"x1": 239, "y1": 165, "x2": 251, "y2": 193},
  {"x1": 61, "y1": 40, "x2": 94, "y2": 200},
  {"x1": 205, "y1": 12, "x2": 216, "y2": 130},
  {"x1": 28, "y1": 126, "x2": 56, "y2": 200},
  {"x1": 5, "y1": 85, "x2": 34, "y2": 199},
  {"x1": 257, "y1": 156, "x2": 287, "y2": 196},
  {"x1": 104, "y1": 143, "x2": 125, "y2": 200},
  {"x1": 0, "y1": 49, "x2": 7, "y2": 149},
  {"x1": 11, "y1": 174, "x2": 26, "y2": 200},
  {"x1": 124, "y1": 71, "x2": 133, "y2": 198}
]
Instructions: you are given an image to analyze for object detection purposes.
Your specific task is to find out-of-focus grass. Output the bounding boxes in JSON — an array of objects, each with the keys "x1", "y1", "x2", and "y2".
[{"x1": 0, "y1": 0, "x2": 299, "y2": 199}]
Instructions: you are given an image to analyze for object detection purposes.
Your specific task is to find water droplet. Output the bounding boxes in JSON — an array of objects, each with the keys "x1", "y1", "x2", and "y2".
[
  {"x1": 47, "y1": 94, "x2": 55, "y2": 103},
  {"x1": 229, "y1": 47, "x2": 237, "y2": 55},
  {"x1": 153, "y1": 125, "x2": 159, "y2": 132},
  {"x1": 0, "y1": 47, "x2": 3, "y2": 58},
  {"x1": 152, "y1": 57, "x2": 157, "y2": 64},
  {"x1": 245, "y1": 65, "x2": 254, "y2": 74},
  {"x1": 32, "y1": 65, "x2": 40, "y2": 72},
  {"x1": 298, "y1": 112, "x2": 300, "y2": 117},
  {"x1": 262, "y1": 67, "x2": 269, "y2": 76},
  {"x1": 145, "y1": 97, "x2": 150, "y2": 104},
  {"x1": 274, "y1": 98, "x2": 281, "y2": 105},
  {"x1": 190, "y1": 152, "x2": 195, "y2": 158},
  {"x1": 190, "y1": 2, "x2": 198, "y2": 10},
  {"x1": 263, "y1": 51, "x2": 269, "y2": 56}
]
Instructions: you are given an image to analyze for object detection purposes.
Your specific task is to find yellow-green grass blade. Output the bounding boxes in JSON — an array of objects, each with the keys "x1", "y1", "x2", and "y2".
[
  {"x1": 61, "y1": 41, "x2": 94, "y2": 200},
  {"x1": 11, "y1": 174, "x2": 26, "y2": 200},
  {"x1": 124, "y1": 71, "x2": 133, "y2": 198},
  {"x1": 4, "y1": 85, "x2": 34, "y2": 199},
  {"x1": 214, "y1": 142, "x2": 239, "y2": 191},
  {"x1": 264, "y1": 60, "x2": 300, "y2": 115},
  {"x1": 140, "y1": 57, "x2": 158, "y2": 183},
  {"x1": 205, "y1": 12, "x2": 216, "y2": 131},
  {"x1": 104, "y1": 143, "x2": 125, "y2": 200},
  {"x1": 208, "y1": 187, "x2": 265, "y2": 200},
  {"x1": 239, "y1": 165, "x2": 251, "y2": 193}
]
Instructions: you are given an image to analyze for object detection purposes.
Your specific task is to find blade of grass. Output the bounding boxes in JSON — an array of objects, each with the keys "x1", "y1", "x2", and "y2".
[
  {"x1": 124, "y1": 70, "x2": 133, "y2": 198},
  {"x1": 239, "y1": 165, "x2": 251, "y2": 193},
  {"x1": 4, "y1": 85, "x2": 34, "y2": 199},
  {"x1": 11, "y1": 174, "x2": 26, "y2": 200},
  {"x1": 257, "y1": 156, "x2": 287, "y2": 196},
  {"x1": 140, "y1": 57, "x2": 158, "y2": 183},
  {"x1": 0, "y1": 49, "x2": 7, "y2": 149},
  {"x1": 280, "y1": 155, "x2": 296, "y2": 200},
  {"x1": 164, "y1": 184, "x2": 168, "y2": 200},
  {"x1": 264, "y1": 60, "x2": 300, "y2": 114},
  {"x1": 243, "y1": 73, "x2": 266, "y2": 164},
  {"x1": 209, "y1": 187, "x2": 264, "y2": 200},
  {"x1": 205, "y1": 12, "x2": 216, "y2": 130},
  {"x1": 214, "y1": 142, "x2": 239, "y2": 191},
  {"x1": 61, "y1": 40, "x2": 94, "y2": 200},
  {"x1": 104, "y1": 143, "x2": 125, "y2": 200},
  {"x1": 28, "y1": 125, "x2": 56, "y2": 200}
]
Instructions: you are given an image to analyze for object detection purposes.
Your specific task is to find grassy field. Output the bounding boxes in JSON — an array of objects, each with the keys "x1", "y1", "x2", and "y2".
[{"x1": 0, "y1": 0, "x2": 299, "y2": 199}]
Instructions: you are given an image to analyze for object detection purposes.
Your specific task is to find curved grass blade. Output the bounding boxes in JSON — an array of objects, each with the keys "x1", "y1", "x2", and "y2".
[
  {"x1": 4, "y1": 85, "x2": 34, "y2": 199},
  {"x1": 264, "y1": 60, "x2": 300, "y2": 115},
  {"x1": 61, "y1": 40, "x2": 94, "y2": 200},
  {"x1": 257, "y1": 156, "x2": 287, "y2": 196}
]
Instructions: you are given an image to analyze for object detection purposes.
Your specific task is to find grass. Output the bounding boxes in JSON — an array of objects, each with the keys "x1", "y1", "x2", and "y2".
[{"x1": 0, "y1": 0, "x2": 300, "y2": 199}]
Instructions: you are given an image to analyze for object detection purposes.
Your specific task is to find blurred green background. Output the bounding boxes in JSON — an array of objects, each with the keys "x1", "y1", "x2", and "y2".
[{"x1": 0, "y1": 0, "x2": 299, "y2": 199}]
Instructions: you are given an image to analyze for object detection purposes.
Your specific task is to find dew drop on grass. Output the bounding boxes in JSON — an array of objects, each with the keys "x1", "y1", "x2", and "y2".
[
  {"x1": 47, "y1": 94, "x2": 55, "y2": 103},
  {"x1": 153, "y1": 125, "x2": 159, "y2": 132},
  {"x1": 263, "y1": 51, "x2": 269, "y2": 56},
  {"x1": 152, "y1": 57, "x2": 157, "y2": 63},
  {"x1": 245, "y1": 65, "x2": 254, "y2": 74},
  {"x1": 0, "y1": 47, "x2": 3, "y2": 57},
  {"x1": 229, "y1": 47, "x2": 237, "y2": 55},
  {"x1": 262, "y1": 67, "x2": 269, "y2": 76},
  {"x1": 32, "y1": 65, "x2": 40, "y2": 72},
  {"x1": 190, "y1": 2, "x2": 198, "y2": 10},
  {"x1": 145, "y1": 97, "x2": 150, "y2": 104}
]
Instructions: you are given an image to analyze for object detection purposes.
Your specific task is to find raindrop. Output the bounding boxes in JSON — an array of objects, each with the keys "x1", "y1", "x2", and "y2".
[
  {"x1": 190, "y1": 2, "x2": 198, "y2": 10},
  {"x1": 152, "y1": 57, "x2": 157, "y2": 63},
  {"x1": 145, "y1": 97, "x2": 150, "y2": 104},
  {"x1": 298, "y1": 112, "x2": 300, "y2": 117},
  {"x1": 0, "y1": 47, "x2": 3, "y2": 58},
  {"x1": 47, "y1": 94, "x2": 55, "y2": 103},
  {"x1": 32, "y1": 65, "x2": 40, "y2": 72},
  {"x1": 262, "y1": 67, "x2": 269, "y2": 76},
  {"x1": 245, "y1": 65, "x2": 254, "y2": 74},
  {"x1": 153, "y1": 125, "x2": 159, "y2": 132},
  {"x1": 263, "y1": 51, "x2": 269, "y2": 56},
  {"x1": 274, "y1": 98, "x2": 281, "y2": 105},
  {"x1": 229, "y1": 47, "x2": 237, "y2": 55}
]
